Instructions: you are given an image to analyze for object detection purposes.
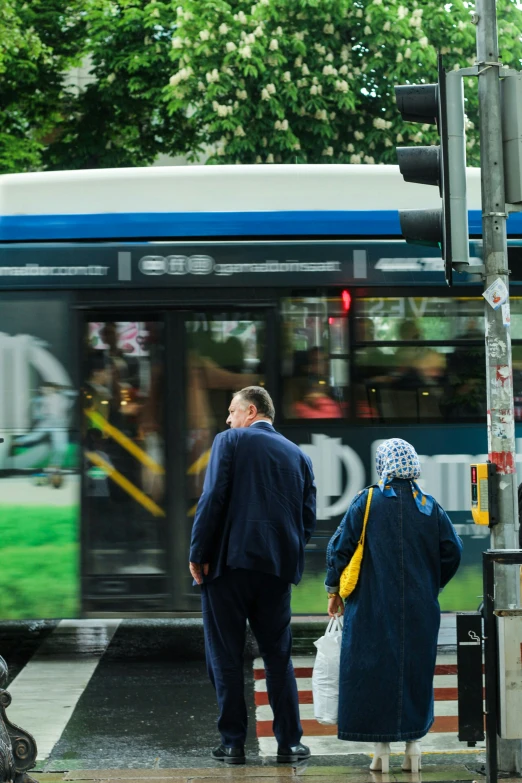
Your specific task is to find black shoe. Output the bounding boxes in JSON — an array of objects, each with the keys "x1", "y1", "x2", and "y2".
[
  {"x1": 211, "y1": 744, "x2": 246, "y2": 765},
  {"x1": 277, "y1": 743, "x2": 311, "y2": 763}
]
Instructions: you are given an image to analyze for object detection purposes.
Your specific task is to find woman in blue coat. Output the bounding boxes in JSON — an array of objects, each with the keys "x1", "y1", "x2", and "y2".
[{"x1": 325, "y1": 438, "x2": 462, "y2": 773}]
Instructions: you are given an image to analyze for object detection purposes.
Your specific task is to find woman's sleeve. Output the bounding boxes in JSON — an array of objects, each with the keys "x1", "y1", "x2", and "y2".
[
  {"x1": 325, "y1": 491, "x2": 366, "y2": 591},
  {"x1": 438, "y1": 505, "x2": 463, "y2": 589}
]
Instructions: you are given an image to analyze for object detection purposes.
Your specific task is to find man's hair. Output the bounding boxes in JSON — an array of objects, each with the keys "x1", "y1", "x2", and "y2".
[{"x1": 235, "y1": 386, "x2": 275, "y2": 422}]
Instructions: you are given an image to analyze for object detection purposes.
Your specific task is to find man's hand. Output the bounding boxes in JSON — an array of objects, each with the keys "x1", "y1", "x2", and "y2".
[
  {"x1": 328, "y1": 593, "x2": 344, "y2": 617},
  {"x1": 189, "y1": 562, "x2": 209, "y2": 585}
]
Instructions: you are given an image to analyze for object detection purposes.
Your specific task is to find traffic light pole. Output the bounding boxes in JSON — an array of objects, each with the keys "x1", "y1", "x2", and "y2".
[{"x1": 476, "y1": 0, "x2": 521, "y2": 774}]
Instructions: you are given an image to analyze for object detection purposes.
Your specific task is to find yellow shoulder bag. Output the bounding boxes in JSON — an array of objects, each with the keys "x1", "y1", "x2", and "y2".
[{"x1": 339, "y1": 487, "x2": 373, "y2": 599}]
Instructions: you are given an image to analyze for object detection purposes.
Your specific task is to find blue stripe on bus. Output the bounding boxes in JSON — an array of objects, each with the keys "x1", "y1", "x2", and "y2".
[{"x1": 0, "y1": 209, "x2": 520, "y2": 241}]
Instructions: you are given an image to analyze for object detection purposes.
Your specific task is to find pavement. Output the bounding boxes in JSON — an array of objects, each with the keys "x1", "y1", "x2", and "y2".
[
  {"x1": 0, "y1": 616, "x2": 499, "y2": 783},
  {"x1": 33, "y1": 762, "x2": 494, "y2": 783}
]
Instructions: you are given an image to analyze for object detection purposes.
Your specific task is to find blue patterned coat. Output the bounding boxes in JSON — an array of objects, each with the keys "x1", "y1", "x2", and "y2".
[{"x1": 325, "y1": 478, "x2": 462, "y2": 741}]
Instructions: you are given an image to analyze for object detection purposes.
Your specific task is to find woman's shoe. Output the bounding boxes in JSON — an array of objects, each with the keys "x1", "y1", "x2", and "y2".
[
  {"x1": 369, "y1": 742, "x2": 391, "y2": 773},
  {"x1": 402, "y1": 741, "x2": 421, "y2": 772}
]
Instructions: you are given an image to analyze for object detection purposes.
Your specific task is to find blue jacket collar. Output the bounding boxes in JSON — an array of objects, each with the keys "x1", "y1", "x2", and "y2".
[{"x1": 249, "y1": 420, "x2": 275, "y2": 430}]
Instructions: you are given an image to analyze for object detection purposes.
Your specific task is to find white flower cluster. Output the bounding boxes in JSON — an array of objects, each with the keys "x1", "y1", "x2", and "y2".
[
  {"x1": 354, "y1": 130, "x2": 365, "y2": 140},
  {"x1": 212, "y1": 101, "x2": 234, "y2": 116},
  {"x1": 261, "y1": 83, "x2": 276, "y2": 100},
  {"x1": 310, "y1": 84, "x2": 323, "y2": 95},
  {"x1": 364, "y1": 155, "x2": 375, "y2": 164},
  {"x1": 170, "y1": 66, "x2": 193, "y2": 86},
  {"x1": 282, "y1": 71, "x2": 291, "y2": 82},
  {"x1": 234, "y1": 10, "x2": 248, "y2": 23},
  {"x1": 302, "y1": 64, "x2": 310, "y2": 75},
  {"x1": 397, "y1": 5, "x2": 408, "y2": 19},
  {"x1": 383, "y1": 21, "x2": 391, "y2": 31},
  {"x1": 199, "y1": 30, "x2": 210, "y2": 41},
  {"x1": 323, "y1": 64, "x2": 338, "y2": 76},
  {"x1": 219, "y1": 23, "x2": 229, "y2": 35},
  {"x1": 239, "y1": 45, "x2": 252, "y2": 58},
  {"x1": 323, "y1": 147, "x2": 334, "y2": 156},
  {"x1": 172, "y1": 37, "x2": 183, "y2": 49},
  {"x1": 373, "y1": 117, "x2": 392, "y2": 130},
  {"x1": 315, "y1": 109, "x2": 328, "y2": 121},
  {"x1": 419, "y1": 36, "x2": 428, "y2": 47},
  {"x1": 226, "y1": 42, "x2": 236, "y2": 52},
  {"x1": 241, "y1": 31, "x2": 256, "y2": 44},
  {"x1": 341, "y1": 45, "x2": 350, "y2": 62},
  {"x1": 315, "y1": 43, "x2": 326, "y2": 55},
  {"x1": 335, "y1": 79, "x2": 349, "y2": 92},
  {"x1": 206, "y1": 69, "x2": 220, "y2": 83},
  {"x1": 266, "y1": 153, "x2": 275, "y2": 163},
  {"x1": 269, "y1": 39, "x2": 279, "y2": 50},
  {"x1": 323, "y1": 23, "x2": 334, "y2": 34},
  {"x1": 236, "y1": 88, "x2": 248, "y2": 99},
  {"x1": 364, "y1": 25, "x2": 372, "y2": 35},
  {"x1": 234, "y1": 125, "x2": 246, "y2": 136},
  {"x1": 274, "y1": 119, "x2": 289, "y2": 130},
  {"x1": 350, "y1": 154, "x2": 361, "y2": 163}
]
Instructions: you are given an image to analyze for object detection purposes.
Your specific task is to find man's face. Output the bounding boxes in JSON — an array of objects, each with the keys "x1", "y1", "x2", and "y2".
[{"x1": 226, "y1": 395, "x2": 255, "y2": 428}]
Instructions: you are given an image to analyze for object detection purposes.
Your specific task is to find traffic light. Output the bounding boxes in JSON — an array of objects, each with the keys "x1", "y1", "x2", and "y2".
[{"x1": 395, "y1": 56, "x2": 469, "y2": 285}]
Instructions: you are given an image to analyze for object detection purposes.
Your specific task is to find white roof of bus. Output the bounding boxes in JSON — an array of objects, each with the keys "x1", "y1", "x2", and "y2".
[{"x1": 0, "y1": 164, "x2": 482, "y2": 216}]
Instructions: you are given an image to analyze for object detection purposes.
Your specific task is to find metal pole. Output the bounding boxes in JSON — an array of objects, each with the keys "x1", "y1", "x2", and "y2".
[
  {"x1": 476, "y1": 0, "x2": 521, "y2": 773},
  {"x1": 483, "y1": 552, "x2": 498, "y2": 783}
]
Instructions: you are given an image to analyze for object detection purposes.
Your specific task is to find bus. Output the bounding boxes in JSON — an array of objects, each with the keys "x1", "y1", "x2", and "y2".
[{"x1": 1, "y1": 163, "x2": 521, "y2": 619}]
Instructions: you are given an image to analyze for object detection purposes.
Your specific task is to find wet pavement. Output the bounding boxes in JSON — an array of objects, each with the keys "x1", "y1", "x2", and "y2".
[{"x1": 0, "y1": 618, "x2": 494, "y2": 782}]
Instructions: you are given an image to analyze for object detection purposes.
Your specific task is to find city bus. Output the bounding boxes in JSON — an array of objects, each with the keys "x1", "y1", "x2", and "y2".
[{"x1": 1, "y1": 163, "x2": 521, "y2": 619}]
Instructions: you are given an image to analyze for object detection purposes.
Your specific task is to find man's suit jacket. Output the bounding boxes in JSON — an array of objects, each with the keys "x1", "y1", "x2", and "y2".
[{"x1": 189, "y1": 421, "x2": 316, "y2": 585}]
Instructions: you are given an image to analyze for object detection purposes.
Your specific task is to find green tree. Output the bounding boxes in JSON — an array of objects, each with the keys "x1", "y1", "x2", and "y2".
[
  {"x1": 44, "y1": 0, "x2": 196, "y2": 169},
  {"x1": 165, "y1": 0, "x2": 522, "y2": 165},
  {"x1": 0, "y1": 0, "x2": 86, "y2": 173}
]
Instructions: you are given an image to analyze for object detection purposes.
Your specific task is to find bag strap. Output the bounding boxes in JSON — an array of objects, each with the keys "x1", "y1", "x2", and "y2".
[{"x1": 358, "y1": 487, "x2": 373, "y2": 547}]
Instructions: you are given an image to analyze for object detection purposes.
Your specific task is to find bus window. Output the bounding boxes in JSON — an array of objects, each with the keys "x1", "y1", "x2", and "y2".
[
  {"x1": 83, "y1": 320, "x2": 166, "y2": 580},
  {"x1": 281, "y1": 297, "x2": 349, "y2": 420},
  {"x1": 355, "y1": 296, "x2": 485, "y2": 341},
  {"x1": 185, "y1": 314, "x2": 264, "y2": 506},
  {"x1": 355, "y1": 297, "x2": 487, "y2": 422}
]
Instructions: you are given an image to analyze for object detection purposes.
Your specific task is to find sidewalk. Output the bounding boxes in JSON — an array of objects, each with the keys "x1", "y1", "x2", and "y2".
[{"x1": 36, "y1": 756, "x2": 489, "y2": 783}]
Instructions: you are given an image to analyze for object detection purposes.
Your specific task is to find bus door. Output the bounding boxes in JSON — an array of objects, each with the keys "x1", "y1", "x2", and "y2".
[
  {"x1": 81, "y1": 315, "x2": 169, "y2": 612},
  {"x1": 173, "y1": 307, "x2": 274, "y2": 611}
]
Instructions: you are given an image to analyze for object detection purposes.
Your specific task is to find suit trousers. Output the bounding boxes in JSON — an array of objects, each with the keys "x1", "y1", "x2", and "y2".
[{"x1": 201, "y1": 567, "x2": 302, "y2": 749}]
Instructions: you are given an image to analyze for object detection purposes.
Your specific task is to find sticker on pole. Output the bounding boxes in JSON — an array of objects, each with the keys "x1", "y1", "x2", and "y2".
[
  {"x1": 483, "y1": 278, "x2": 508, "y2": 310},
  {"x1": 502, "y1": 302, "x2": 511, "y2": 327}
]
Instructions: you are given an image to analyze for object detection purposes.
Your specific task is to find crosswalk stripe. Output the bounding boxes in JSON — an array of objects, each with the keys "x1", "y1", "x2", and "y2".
[
  {"x1": 6, "y1": 619, "x2": 120, "y2": 762},
  {"x1": 254, "y1": 652, "x2": 486, "y2": 754},
  {"x1": 254, "y1": 687, "x2": 484, "y2": 706},
  {"x1": 257, "y1": 732, "x2": 484, "y2": 757},
  {"x1": 256, "y1": 715, "x2": 461, "y2": 738},
  {"x1": 256, "y1": 700, "x2": 460, "y2": 721}
]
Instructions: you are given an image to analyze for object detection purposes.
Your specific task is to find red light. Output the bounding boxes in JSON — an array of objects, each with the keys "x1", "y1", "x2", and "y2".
[
  {"x1": 471, "y1": 466, "x2": 477, "y2": 483},
  {"x1": 341, "y1": 289, "x2": 351, "y2": 312},
  {"x1": 328, "y1": 317, "x2": 334, "y2": 325}
]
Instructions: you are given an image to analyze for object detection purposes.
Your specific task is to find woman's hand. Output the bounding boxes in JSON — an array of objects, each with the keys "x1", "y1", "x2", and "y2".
[{"x1": 328, "y1": 593, "x2": 344, "y2": 617}]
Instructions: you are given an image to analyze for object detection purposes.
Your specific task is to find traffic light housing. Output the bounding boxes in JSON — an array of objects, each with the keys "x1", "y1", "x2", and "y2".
[{"x1": 395, "y1": 57, "x2": 469, "y2": 285}]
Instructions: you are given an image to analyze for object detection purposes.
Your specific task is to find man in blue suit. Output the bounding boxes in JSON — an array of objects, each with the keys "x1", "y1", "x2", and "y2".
[{"x1": 189, "y1": 386, "x2": 316, "y2": 765}]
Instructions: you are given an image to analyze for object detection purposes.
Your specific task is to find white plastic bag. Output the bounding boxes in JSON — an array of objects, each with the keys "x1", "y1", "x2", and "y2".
[{"x1": 311, "y1": 616, "x2": 343, "y2": 725}]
